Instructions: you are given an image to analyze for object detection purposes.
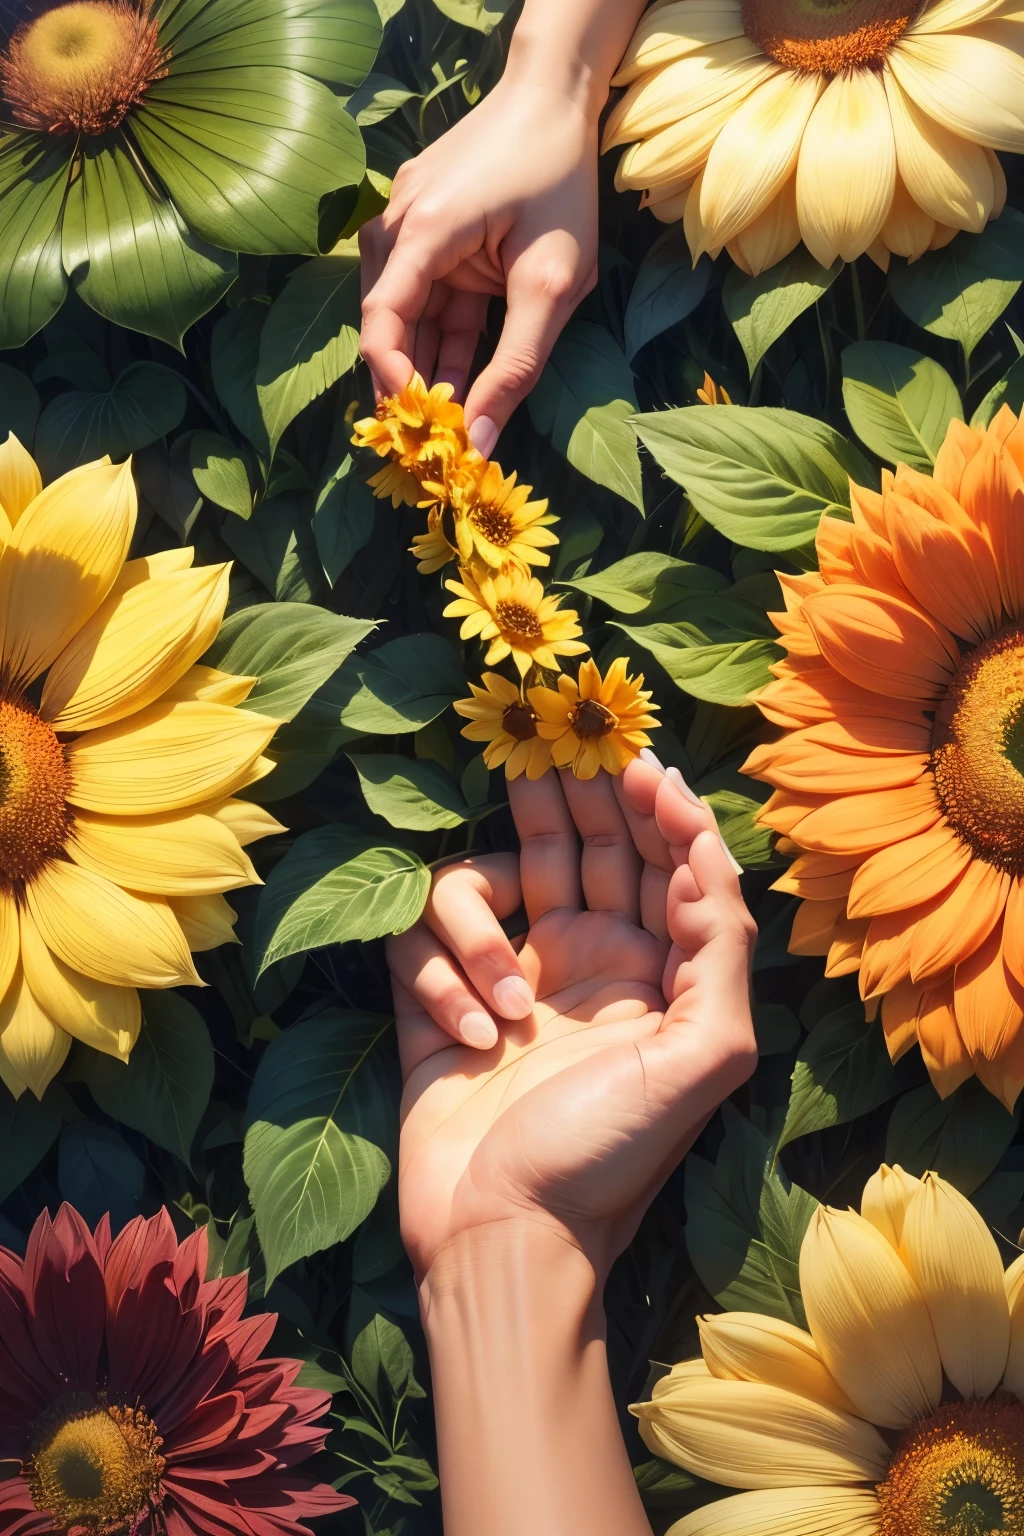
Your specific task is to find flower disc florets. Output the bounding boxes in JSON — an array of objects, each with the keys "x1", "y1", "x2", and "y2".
[{"x1": 740, "y1": 0, "x2": 919, "y2": 73}]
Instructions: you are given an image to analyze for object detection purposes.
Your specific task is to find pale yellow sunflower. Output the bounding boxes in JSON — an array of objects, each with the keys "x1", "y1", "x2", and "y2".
[
  {"x1": 530, "y1": 658, "x2": 660, "y2": 778},
  {"x1": 605, "y1": 0, "x2": 1021, "y2": 273},
  {"x1": 443, "y1": 565, "x2": 589, "y2": 677},
  {"x1": 634, "y1": 1162, "x2": 1024, "y2": 1536},
  {"x1": 0, "y1": 434, "x2": 282, "y2": 1100},
  {"x1": 453, "y1": 673, "x2": 553, "y2": 779},
  {"x1": 447, "y1": 459, "x2": 559, "y2": 573},
  {"x1": 352, "y1": 372, "x2": 482, "y2": 508}
]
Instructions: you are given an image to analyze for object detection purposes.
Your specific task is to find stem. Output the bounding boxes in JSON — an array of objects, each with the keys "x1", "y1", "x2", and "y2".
[{"x1": 850, "y1": 260, "x2": 866, "y2": 344}]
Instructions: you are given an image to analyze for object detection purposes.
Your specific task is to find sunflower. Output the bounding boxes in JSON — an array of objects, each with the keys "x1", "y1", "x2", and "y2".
[
  {"x1": 0, "y1": 1203, "x2": 354, "y2": 1535},
  {"x1": 605, "y1": 0, "x2": 1022, "y2": 274},
  {"x1": 352, "y1": 373, "x2": 481, "y2": 508},
  {"x1": 447, "y1": 459, "x2": 559, "y2": 572},
  {"x1": 742, "y1": 407, "x2": 1024, "y2": 1109},
  {"x1": 633, "y1": 1162, "x2": 1024, "y2": 1536},
  {"x1": 530, "y1": 658, "x2": 660, "y2": 779},
  {"x1": 453, "y1": 672, "x2": 553, "y2": 779},
  {"x1": 0, "y1": 0, "x2": 374, "y2": 347},
  {"x1": 0, "y1": 434, "x2": 281, "y2": 1101},
  {"x1": 410, "y1": 506, "x2": 458, "y2": 574},
  {"x1": 443, "y1": 565, "x2": 589, "y2": 677}
]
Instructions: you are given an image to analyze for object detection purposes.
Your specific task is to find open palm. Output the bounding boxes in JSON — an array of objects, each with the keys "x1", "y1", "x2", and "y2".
[{"x1": 387, "y1": 762, "x2": 757, "y2": 1279}]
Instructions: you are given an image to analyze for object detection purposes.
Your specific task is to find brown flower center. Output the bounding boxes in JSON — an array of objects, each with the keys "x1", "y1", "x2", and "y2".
[
  {"x1": 931, "y1": 624, "x2": 1024, "y2": 879},
  {"x1": 502, "y1": 702, "x2": 538, "y2": 742},
  {"x1": 0, "y1": 698, "x2": 71, "y2": 885},
  {"x1": 741, "y1": 0, "x2": 918, "y2": 72},
  {"x1": 495, "y1": 600, "x2": 544, "y2": 643},
  {"x1": 570, "y1": 699, "x2": 616, "y2": 741},
  {"x1": 470, "y1": 502, "x2": 515, "y2": 550},
  {"x1": 877, "y1": 1393, "x2": 1024, "y2": 1536},
  {"x1": 29, "y1": 1401, "x2": 165, "y2": 1535},
  {"x1": 0, "y1": 1, "x2": 169, "y2": 136}
]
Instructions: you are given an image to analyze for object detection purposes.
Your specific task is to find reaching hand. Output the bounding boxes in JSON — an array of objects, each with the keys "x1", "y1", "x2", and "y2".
[{"x1": 387, "y1": 759, "x2": 758, "y2": 1282}]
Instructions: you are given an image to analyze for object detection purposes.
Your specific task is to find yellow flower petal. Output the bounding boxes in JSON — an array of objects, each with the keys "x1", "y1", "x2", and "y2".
[
  {"x1": 169, "y1": 892, "x2": 238, "y2": 951},
  {"x1": 67, "y1": 807, "x2": 258, "y2": 896},
  {"x1": 884, "y1": 68, "x2": 995, "y2": 232},
  {"x1": 796, "y1": 69, "x2": 897, "y2": 267},
  {"x1": 900, "y1": 1171, "x2": 1010, "y2": 1398},
  {"x1": 66, "y1": 701, "x2": 279, "y2": 815},
  {"x1": 800, "y1": 1205, "x2": 942, "y2": 1428},
  {"x1": 698, "y1": 1313, "x2": 857, "y2": 1415},
  {"x1": 912, "y1": 0, "x2": 1015, "y2": 28},
  {"x1": 210, "y1": 798, "x2": 286, "y2": 847},
  {"x1": 1003, "y1": 1250, "x2": 1024, "y2": 1397},
  {"x1": 19, "y1": 904, "x2": 140, "y2": 1061},
  {"x1": 0, "y1": 888, "x2": 20, "y2": 1007},
  {"x1": 160, "y1": 663, "x2": 257, "y2": 706},
  {"x1": 0, "y1": 966, "x2": 70, "y2": 1100},
  {"x1": 611, "y1": 0, "x2": 745, "y2": 86},
  {"x1": 0, "y1": 433, "x2": 40, "y2": 525},
  {"x1": 41, "y1": 562, "x2": 231, "y2": 731},
  {"x1": 860, "y1": 1162, "x2": 922, "y2": 1247},
  {"x1": 665, "y1": 1486, "x2": 881, "y2": 1536},
  {"x1": 0, "y1": 458, "x2": 135, "y2": 688},
  {"x1": 888, "y1": 33, "x2": 1024, "y2": 153},
  {"x1": 26, "y1": 861, "x2": 199, "y2": 989},
  {"x1": 603, "y1": 35, "x2": 767, "y2": 148}
]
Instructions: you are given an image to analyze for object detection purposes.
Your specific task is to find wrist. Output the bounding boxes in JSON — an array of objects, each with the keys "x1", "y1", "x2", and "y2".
[
  {"x1": 420, "y1": 1219, "x2": 601, "y2": 1335},
  {"x1": 501, "y1": 28, "x2": 610, "y2": 124}
]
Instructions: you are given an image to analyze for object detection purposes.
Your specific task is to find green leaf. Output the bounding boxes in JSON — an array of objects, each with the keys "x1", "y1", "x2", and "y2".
[
  {"x1": 0, "y1": 136, "x2": 70, "y2": 349},
  {"x1": 256, "y1": 252, "x2": 362, "y2": 454},
  {"x1": 753, "y1": 1002, "x2": 801, "y2": 1057},
  {"x1": 313, "y1": 455, "x2": 376, "y2": 584},
  {"x1": 34, "y1": 362, "x2": 187, "y2": 481},
  {"x1": 567, "y1": 400, "x2": 645, "y2": 513},
  {"x1": 159, "y1": 0, "x2": 382, "y2": 90},
  {"x1": 58, "y1": 1123, "x2": 144, "y2": 1231},
  {"x1": 971, "y1": 352, "x2": 1024, "y2": 430},
  {"x1": 0, "y1": 1084, "x2": 63, "y2": 1202},
  {"x1": 190, "y1": 430, "x2": 253, "y2": 516},
  {"x1": 888, "y1": 208, "x2": 1024, "y2": 363},
  {"x1": 841, "y1": 341, "x2": 962, "y2": 470},
  {"x1": 430, "y1": 0, "x2": 511, "y2": 30},
  {"x1": 705, "y1": 788, "x2": 775, "y2": 869},
  {"x1": 565, "y1": 552, "x2": 728, "y2": 617},
  {"x1": 255, "y1": 827, "x2": 431, "y2": 974},
  {"x1": 351, "y1": 1314, "x2": 425, "y2": 1406},
  {"x1": 211, "y1": 301, "x2": 270, "y2": 455},
  {"x1": 61, "y1": 142, "x2": 237, "y2": 348},
  {"x1": 0, "y1": 362, "x2": 40, "y2": 447},
  {"x1": 723, "y1": 249, "x2": 841, "y2": 376},
  {"x1": 351, "y1": 754, "x2": 477, "y2": 830},
  {"x1": 337, "y1": 634, "x2": 467, "y2": 734},
  {"x1": 243, "y1": 1011, "x2": 393, "y2": 1284},
  {"x1": 220, "y1": 493, "x2": 324, "y2": 602},
  {"x1": 634, "y1": 404, "x2": 871, "y2": 552},
  {"x1": 633, "y1": 1459, "x2": 696, "y2": 1496},
  {"x1": 777, "y1": 1003, "x2": 900, "y2": 1153},
  {"x1": 204, "y1": 601, "x2": 375, "y2": 721},
  {"x1": 886, "y1": 1078, "x2": 1020, "y2": 1195},
  {"x1": 83, "y1": 991, "x2": 214, "y2": 1166},
  {"x1": 617, "y1": 590, "x2": 782, "y2": 706},
  {"x1": 624, "y1": 231, "x2": 712, "y2": 360},
  {"x1": 348, "y1": 72, "x2": 417, "y2": 126}
]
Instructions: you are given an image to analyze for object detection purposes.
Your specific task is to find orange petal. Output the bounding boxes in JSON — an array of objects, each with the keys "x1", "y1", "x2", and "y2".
[
  {"x1": 954, "y1": 921, "x2": 1024, "y2": 1110},
  {"x1": 756, "y1": 658, "x2": 929, "y2": 727},
  {"x1": 848, "y1": 825, "x2": 972, "y2": 919},
  {"x1": 915, "y1": 975, "x2": 974, "y2": 1099},
  {"x1": 1003, "y1": 410, "x2": 1024, "y2": 482},
  {"x1": 861, "y1": 909, "x2": 918, "y2": 999},
  {"x1": 849, "y1": 477, "x2": 888, "y2": 537},
  {"x1": 957, "y1": 439, "x2": 1024, "y2": 620},
  {"x1": 757, "y1": 788, "x2": 833, "y2": 836},
  {"x1": 826, "y1": 916, "x2": 870, "y2": 977},
  {"x1": 790, "y1": 896, "x2": 848, "y2": 957},
  {"x1": 933, "y1": 419, "x2": 985, "y2": 499},
  {"x1": 910, "y1": 860, "x2": 1010, "y2": 983},
  {"x1": 773, "y1": 850, "x2": 861, "y2": 900},
  {"x1": 1005, "y1": 879, "x2": 1024, "y2": 992},
  {"x1": 883, "y1": 488, "x2": 1002, "y2": 643},
  {"x1": 802, "y1": 587, "x2": 959, "y2": 702},
  {"x1": 799, "y1": 715, "x2": 932, "y2": 756},
  {"x1": 818, "y1": 515, "x2": 909, "y2": 604},
  {"x1": 745, "y1": 738, "x2": 928, "y2": 795},
  {"x1": 881, "y1": 977, "x2": 923, "y2": 1063},
  {"x1": 790, "y1": 781, "x2": 942, "y2": 856}
]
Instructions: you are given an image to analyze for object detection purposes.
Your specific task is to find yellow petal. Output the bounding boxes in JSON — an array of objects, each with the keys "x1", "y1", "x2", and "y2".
[
  {"x1": 66, "y1": 701, "x2": 279, "y2": 815},
  {"x1": 169, "y1": 892, "x2": 239, "y2": 951},
  {"x1": 0, "y1": 967, "x2": 70, "y2": 1100},
  {"x1": 19, "y1": 904, "x2": 140, "y2": 1061},
  {"x1": 800, "y1": 1205, "x2": 942, "y2": 1428},
  {"x1": 884, "y1": 68, "x2": 994, "y2": 232},
  {"x1": 1003, "y1": 1250, "x2": 1024, "y2": 1397},
  {"x1": 698, "y1": 1313, "x2": 858, "y2": 1415},
  {"x1": 728, "y1": 174, "x2": 802, "y2": 276},
  {"x1": 210, "y1": 798, "x2": 286, "y2": 847},
  {"x1": 113, "y1": 547, "x2": 194, "y2": 589},
  {"x1": 67, "y1": 807, "x2": 258, "y2": 896},
  {"x1": 860, "y1": 1162, "x2": 922, "y2": 1247},
  {"x1": 899, "y1": 1171, "x2": 1010, "y2": 1398},
  {"x1": 665, "y1": 1486, "x2": 881, "y2": 1536},
  {"x1": 603, "y1": 35, "x2": 766, "y2": 148},
  {"x1": 888, "y1": 33, "x2": 1024, "y2": 152},
  {"x1": 41, "y1": 562, "x2": 231, "y2": 731},
  {"x1": 0, "y1": 888, "x2": 20, "y2": 1007},
  {"x1": 632, "y1": 1375, "x2": 889, "y2": 1488},
  {"x1": 611, "y1": 0, "x2": 745, "y2": 86},
  {"x1": 0, "y1": 433, "x2": 40, "y2": 525},
  {"x1": 0, "y1": 458, "x2": 135, "y2": 688},
  {"x1": 26, "y1": 861, "x2": 199, "y2": 989},
  {"x1": 912, "y1": 0, "x2": 1016, "y2": 28},
  {"x1": 161, "y1": 663, "x2": 256, "y2": 706},
  {"x1": 613, "y1": 66, "x2": 775, "y2": 189},
  {"x1": 796, "y1": 69, "x2": 897, "y2": 266}
]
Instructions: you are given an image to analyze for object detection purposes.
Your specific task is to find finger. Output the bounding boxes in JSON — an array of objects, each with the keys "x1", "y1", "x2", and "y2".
[
  {"x1": 434, "y1": 289, "x2": 490, "y2": 397},
  {"x1": 388, "y1": 931, "x2": 497, "y2": 1052},
  {"x1": 507, "y1": 772, "x2": 581, "y2": 922},
  {"x1": 663, "y1": 829, "x2": 755, "y2": 996},
  {"x1": 391, "y1": 977, "x2": 468, "y2": 1081},
  {"x1": 424, "y1": 854, "x2": 535, "y2": 1020},
  {"x1": 559, "y1": 769, "x2": 642, "y2": 922},
  {"x1": 413, "y1": 315, "x2": 441, "y2": 386},
  {"x1": 615, "y1": 757, "x2": 674, "y2": 939}
]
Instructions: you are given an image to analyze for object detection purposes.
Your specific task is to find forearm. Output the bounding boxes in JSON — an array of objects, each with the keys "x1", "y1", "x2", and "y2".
[
  {"x1": 420, "y1": 1223, "x2": 652, "y2": 1536},
  {"x1": 504, "y1": 0, "x2": 648, "y2": 120}
]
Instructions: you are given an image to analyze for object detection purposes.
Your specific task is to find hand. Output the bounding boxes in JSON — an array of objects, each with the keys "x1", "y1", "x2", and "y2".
[
  {"x1": 359, "y1": 78, "x2": 599, "y2": 457},
  {"x1": 387, "y1": 759, "x2": 758, "y2": 1283}
]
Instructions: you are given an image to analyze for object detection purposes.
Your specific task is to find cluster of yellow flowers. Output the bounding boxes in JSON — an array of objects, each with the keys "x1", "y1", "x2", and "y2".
[{"x1": 352, "y1": 375, "x2": 659, "y2": 779}]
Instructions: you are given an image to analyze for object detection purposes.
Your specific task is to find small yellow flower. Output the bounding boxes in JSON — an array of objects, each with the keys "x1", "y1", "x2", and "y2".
[
  {"x1": 530, "y1": 658, "x2": 659, "y2": 778},
  {"x1": 448, "y1": 460, "x2": 559, "y2": 573},
  {"x1": 697, "y1": 372, "x2": 732, "y2": 406},
  {"x1": 453, "y1": 673, "x2": 553, "y2": 780},
  {"x1": 443, "y1": 566, "x2": 588, "y2": 678},
  {"x1": 409, "y1": 506, "x2": 457, "y2": 575},
  {"x1": 352, "y1": 372, "x2": 478, "y2": 507}
]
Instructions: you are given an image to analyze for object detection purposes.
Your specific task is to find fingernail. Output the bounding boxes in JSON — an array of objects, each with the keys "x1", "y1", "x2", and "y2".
[
  {"x1": 468, "y1": 415, "x2": 499, "y2": 459},
  {"x1": 717, "y1": 832, "x2": 745, "y2": 877},
  {"x1": 639, "y1": 747, "x2": 666, "y2": 773},
  {"x1": 492, "y1": 975, "x2": 534, "y2": 1019},
  {"x1": 666, "y1": 765, "x2": 705, "y2": 808},
  {"x1": 461, "y1": 1011, "x2": 499, "y2": 1049}
]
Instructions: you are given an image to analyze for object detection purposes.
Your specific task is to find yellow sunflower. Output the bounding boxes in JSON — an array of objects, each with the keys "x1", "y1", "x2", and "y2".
[
  {"x1": 530, "y1": 658, "x2": 660, "y2": 778},
  {"x1": 0, "y1": 434, "x2": 282, "y2": 1100},
  {"x1": 453, "y1": 673, "x2": 553, "y2": 779},
  {"x1": 352, "y1": 372, "x2": 481, "y2": 507},
  {"x1": 447, "y1": 459, "x2": 559, "y2": 573},
  {"x1": 410, "y1": 506, "x2": 458, "y2": 575},
  {"x1": 634, "y1": 1162, "x2": 1024, "y2": 1536},
  {"x1": 743, "y1": 407, "x2": 1024, "y2": 1109},
  {"x1": 443, "y1": 565, "x2": 589, "y2": 677},
  {"x1": 605, "y1": 0, "x2": 1021, "y2": 273}
]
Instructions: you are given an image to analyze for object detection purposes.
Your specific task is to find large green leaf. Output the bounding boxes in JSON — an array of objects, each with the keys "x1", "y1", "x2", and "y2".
[
  {"x1": 0, "y1": 1084, "x2": 64, "y2": 1202},
  {"x1": 623, "y1": 230, "x2": 712, "y2": 360},
  {"x1": 617, "y1": 589, "x2": 782, "y2": 706},
  {"x1": 190, "y1": 430, "x2": 253, "y2": 516},
  {"x1": 134, "y1": 69, "x2": 365, "y2": 255},
  {"x1": 564, "y1": 552, "x2": 727, "y2": 617},
  {"x1": 337, "y1": 634, "x2": 467, "y2": 733},
  {"x1": 887, "y1": 1078, "x2": 1020, "y2": 1195},
  {"x1": 61, "y1": 142, "x2": 237, "y2": 348},
  {"x1": 972, "y1": 352, "x2": 1024, "y2": 430},
  {"x1": 204, "y1": 601, "x2": 375, "y2": 721},
  {"x1": 777, "y1": 1003, "x2": 904, "y2": 1153},
  {"x1": 34, "y1": 362, "x2": 188, "y2": 480},
  {"x1": 351, "y1": 754, "x2": 483, "y2": 830},
  {"x1": 162, "y1": 0, "x2": 382, "y2": 89},
  {"x1": 254, "y1": 826, "x2": 431, "y2": 973},
  {"x1": 634, "y1": 404, "x2": 871, "y2": 551},
  {"x1": 256, "y1": 252, "x2": 362, "y2": 453},
  {"x1": 430, "y1": 0, "x2": 512, "y2": 31},
  {"x1": 723, "y1": 249, "x2": 841, "y2": 376},
  {"x1": 313, "y1": 454, "x2": 377, "y2": 583},
  {"x1": 0, "y1": 362, "x2": 40, "y2": 447},
  {"x1": 211, "y1": 301, "x2": 270, "y2": 454},
  {"x1": 705, "y1": 788, "x2": 775, "y2": 871},
  {"x1": 0, "y1": 136, "x2": 71, "y2": 349},
  {"x1": 220, "y1": 493, "x2": 324, "y2": 602},
  {"x1": 83, "y1": 991, "x2": 214, "y2": 1166},
  {"x1": 58, "y1": 1123, "x2": 145, "y2": 1231},
  {"x1": 243, "y1": 1011, "x2": 393, "y2": 1284},
  {"x1": 841, "y1": 341, "x2": 962, "y2": 470},
  {"x1": 888, "y1": 208, "x2": 1024, "y2": 363}
]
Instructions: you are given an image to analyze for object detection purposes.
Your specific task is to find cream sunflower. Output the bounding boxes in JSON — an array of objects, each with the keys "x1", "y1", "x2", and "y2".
[
  {"x1": 605, "y1": 0, "x2": 1022, "y2": 273},
  {"x1": 352, "y1": 372, "x2": 481, "y2": 508},
  {"x1": 448, "y1": 460, "x2": 559, "y2": 572},
  {"x1": 530, "y1": 658, "x2": 660, "y2": 778},
  {"x1": 634, "y1": 1163, "x2": 1024, "y2": 1536},
  {"x1": 453, "y1": 673, "x2": 553, "y2": 779},
  {"x1": 443, "y1": 566, "x2": 589, "y2": 677},
  {"x1": 744, "y1": 407, "x2": 1024, "y2": 1110},
  {"x1": 0, "y1": 434, "x2": 282, "y2": 1100}
]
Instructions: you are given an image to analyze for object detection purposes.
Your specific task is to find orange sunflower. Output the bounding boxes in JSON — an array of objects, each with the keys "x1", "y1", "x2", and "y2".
[
  {"x1": 352, "y1": 373, "x2": 481, "y2": 508},
  {"x1": 744, "y1": 406, "x2": 1024, "y2": 1109}
]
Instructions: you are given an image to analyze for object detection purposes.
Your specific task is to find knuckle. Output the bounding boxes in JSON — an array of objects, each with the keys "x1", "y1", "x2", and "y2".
[
  {"x1": 495, "y1": 348, "x2": 543, "y2": 395},
  {"x1": 404, "y1": 196, "x2": 448, "y2": 232},
  {"x1": 582, "y1": 831, "x2": 630, "y2": 852},
  {"x1": 528, "y1": 260, "x2": 577, "y2": 303}
]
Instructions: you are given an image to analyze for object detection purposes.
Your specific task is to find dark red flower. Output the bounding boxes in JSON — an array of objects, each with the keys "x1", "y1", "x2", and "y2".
[{"x1": 0, "y1": 1206, "x2": 355, "y2": 1536}]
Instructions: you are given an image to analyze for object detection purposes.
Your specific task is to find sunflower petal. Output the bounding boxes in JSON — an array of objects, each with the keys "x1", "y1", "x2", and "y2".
[
  {"x1": 698, "y1": 1313, "x2": 857, "y2": 1415},
  {"x1": 847, "y1": 825, "x2": 972, "y2": 919},
  {"x1": 861, "y1": 1163, "x2": 923, "y2": 1248},
  {"x1": 19, "y1": 905, "x2": 140, "y2": 1062},
  {"x1": 884, "y1": 69, "x2": 995, "y2": 231},
  {"x1": 801, "y1": 587, "x2": 959, "y2": 702},
  {"x1": 889, "y1": 33, "x2": 1024, "y2": 153},
  {"x1": 67, "y1": 808, "x2": 258, "y2": 896},
  {"x1": 795, "y1": 69, "x2": 896, "y2": 265},
  {"x1": 664, "y1": 1487, "x2": 881, "y2": 1536},
  {"x1": 169, "y1": 892, "x2": 238, "y2": 952},
  {"x1": 0, "y1": 433, "x2": 41, "y2": 525},
  {"x1": 0, "y1": 967, "x2": 70, "y2": 1101}
]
